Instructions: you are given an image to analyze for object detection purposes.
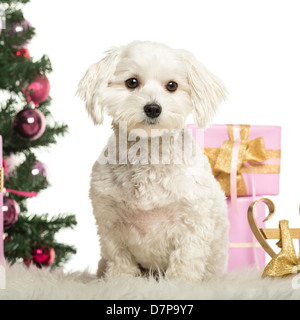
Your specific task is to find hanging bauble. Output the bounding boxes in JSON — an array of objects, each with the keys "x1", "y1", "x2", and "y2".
[
  {"x1": 15, "y1": 48, "x2": 30, "y2": 59},
  {"x1": 31, "y1": 160, "x2": 49, "y2": 188},
  {"x1": 32, "y1": 245, "x2": 55, "y2": 267},
  {"x1": 23, "y1": 75, "x2": 50, "y2": 106},
  {"x1": 7, "y1": 19, "x2": 32, "y2": 49},
  {"x1": 31, "y1": 160, "x2": 49, "y2": 180},
  {"x1": 3, "y1": 196, "x2": 20, "y2": 230},
  {"x1": 13, "y1": 108, "x2": 46, "y2": 141}
]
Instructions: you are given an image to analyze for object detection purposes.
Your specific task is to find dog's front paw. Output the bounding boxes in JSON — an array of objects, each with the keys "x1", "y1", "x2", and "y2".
[{"x1": 105, "y1": 261, "x2": 141, "y2": 278}]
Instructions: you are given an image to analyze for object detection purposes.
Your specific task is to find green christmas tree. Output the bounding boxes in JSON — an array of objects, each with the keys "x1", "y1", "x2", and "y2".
[{"x1": 0, "y1": 0, "x2": 76, "y2": 268}]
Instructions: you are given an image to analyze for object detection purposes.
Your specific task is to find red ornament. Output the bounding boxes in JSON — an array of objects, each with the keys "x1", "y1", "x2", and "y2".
[
  {"x1": 32, "y1": 245, "x2": 55, "y2": 267},
  {"x1": 23, "y1": 75, "x2": 50, "y2": 106},
  {"x1": 3, "y1": 196, "x2": 20, "y2": 230},
  {"x1": 15, "y1": 48, "x2": 30, "y2": 59},
  {"x1": 13, "y1": 108, "x2": 46, "y2": 141}
]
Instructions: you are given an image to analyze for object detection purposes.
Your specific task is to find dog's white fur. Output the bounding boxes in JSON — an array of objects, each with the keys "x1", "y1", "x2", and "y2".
[{"x1": 77, "y1": 41, "x2": 229, "y2": 282}]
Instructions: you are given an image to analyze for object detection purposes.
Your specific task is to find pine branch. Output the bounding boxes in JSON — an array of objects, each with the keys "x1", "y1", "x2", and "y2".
[
  {"x1": 0, "y1": 0, "x2": 30, "y2": 5},
  {"x1": 0, "y1": 98, "x2": 69, "y2": 156},
  {"x1": 3, "y1": 123, "x2": 69, "y2": 155},
  {"x1": 0, "y1": 54, "x2": 52, "y2": 93},
  {"x1": 1, "y1": 0, "x2": 77, "y2": 269},
  {"x1": 1, "y1": 8, "x2": 35, "y2": 48},
  {"x1": 4, "y1": 213, "x2": 77, "y2": 267},
  {"x1": 5, "y1": 151, "x2": 50, "y2": 212},
  {"x1": 0, "y1": 9, "x2": 52, "y2": 93},
  {"x1": 49, "y1": 242, "x2": 77, "y2": 268}
]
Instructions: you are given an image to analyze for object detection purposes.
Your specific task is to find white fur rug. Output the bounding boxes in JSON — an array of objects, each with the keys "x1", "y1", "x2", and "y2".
[{"x1": 0, "y1": 260, "x2": 299, "y2": 300}]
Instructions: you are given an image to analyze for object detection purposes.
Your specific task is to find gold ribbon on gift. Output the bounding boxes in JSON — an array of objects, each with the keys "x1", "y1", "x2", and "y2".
[
  {"x1": 204, "y1": 124, "x2": 281, "y2": 197},
  {"x1": 262, "y1": 220, "x2": 300, "y2": 278}
]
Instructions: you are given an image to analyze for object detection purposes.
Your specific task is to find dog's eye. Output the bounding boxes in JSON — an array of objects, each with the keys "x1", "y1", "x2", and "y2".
[
  {"x1": 125, "y1": 78, "x2": 139, "y2": 89},
  {"x1": 166, "y1": 81, "x2": 178, "y2": 92}
]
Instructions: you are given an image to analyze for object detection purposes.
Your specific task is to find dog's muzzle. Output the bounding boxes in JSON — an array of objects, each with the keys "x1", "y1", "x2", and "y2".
[{"x1": 144, "y1": 103, "x2": 162, "y2": 119}]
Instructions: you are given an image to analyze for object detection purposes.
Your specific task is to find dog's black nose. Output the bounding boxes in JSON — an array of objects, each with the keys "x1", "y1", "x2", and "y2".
[{"x1": 144, "y1": 103, "x2": 162, "y2": 119}]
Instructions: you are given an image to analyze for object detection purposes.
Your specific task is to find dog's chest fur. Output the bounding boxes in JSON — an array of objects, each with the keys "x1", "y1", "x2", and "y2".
[
  {"x1": 91, "y1": 130, "x2": 214, "y2": 270},
  {"x1": 122, "y1": 206, "x2": 175, "y2": 270},
  {"x1": 101, "y1": 167, "x2": 203, "y2": 269}
]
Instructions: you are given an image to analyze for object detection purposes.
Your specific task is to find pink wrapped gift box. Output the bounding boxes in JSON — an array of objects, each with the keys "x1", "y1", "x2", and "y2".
[
  {"x1": 0, "y1": 136, "x2": 3, "y2": 264},
  {"x1": 227, "y1": 196, "x2": 266, "y2": 271},
  {"x1": 188, "y1": 124, "x2": 281, "y2": 197},
  {"x1": 187, "y1": 124, "x2": 279, "y2": 270}
]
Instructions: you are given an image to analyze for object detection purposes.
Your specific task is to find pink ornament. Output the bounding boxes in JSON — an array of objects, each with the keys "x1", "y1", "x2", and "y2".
[
  {"x1": 13, "y1": 108, "x2": 46, "y2": 141},
  {"x1": 31, "y1": 160, "x2": 49, "y2": 188},
  {"x1": 31, "y1": 160, "x2": 49, "y2": 180},
  {"x1": 32, "y1": 245, "x2": 55, "y2": 267},
  {"x1": 3, "y1": 196, "x2": 20, "y2": 230},
  {"x1": 7, "y1": 19, "x2": 32, "y2": 49},
  {"x1": 23, "y1": 75, "x2": 50, "y2": 106}
]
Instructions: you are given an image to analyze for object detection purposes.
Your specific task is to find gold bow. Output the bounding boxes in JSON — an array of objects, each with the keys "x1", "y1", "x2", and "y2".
[
  {"x1": 262, "y1": 220, "x2": 300, "y2": 278},
  {"x1": 204, "y1": 124, "x2": 280, "y2": 196}
]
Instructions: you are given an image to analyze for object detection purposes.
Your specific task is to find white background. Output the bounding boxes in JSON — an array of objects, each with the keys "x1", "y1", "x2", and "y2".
[{"x1": 19, "y1": 0, "x2": 300, "y2": 273}]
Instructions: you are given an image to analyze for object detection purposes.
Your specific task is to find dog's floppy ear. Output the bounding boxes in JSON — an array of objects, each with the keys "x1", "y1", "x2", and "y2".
[
  {"x1": 77, "y1": 47, "x2": 120, "y2": 125},
  {"x1": 179, "y1": 50, "x2": 227, "y2": 128}
]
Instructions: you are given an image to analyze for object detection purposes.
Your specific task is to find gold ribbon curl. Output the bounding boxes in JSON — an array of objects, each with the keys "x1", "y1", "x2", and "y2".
[
  {"x1": 248, "y1": 198, "x2": 300, "y2": 278},
  {"x1": 204, "y1": 124, "x2": 281, "y2": 196},
  {"x1": 262, "y1": 220, "x2": 300, "y2": 278}
]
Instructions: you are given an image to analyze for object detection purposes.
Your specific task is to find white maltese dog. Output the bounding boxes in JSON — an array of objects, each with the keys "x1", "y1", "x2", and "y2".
[{"x1": 77, "y1": 41, "x2": 228, "y2": 282}]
